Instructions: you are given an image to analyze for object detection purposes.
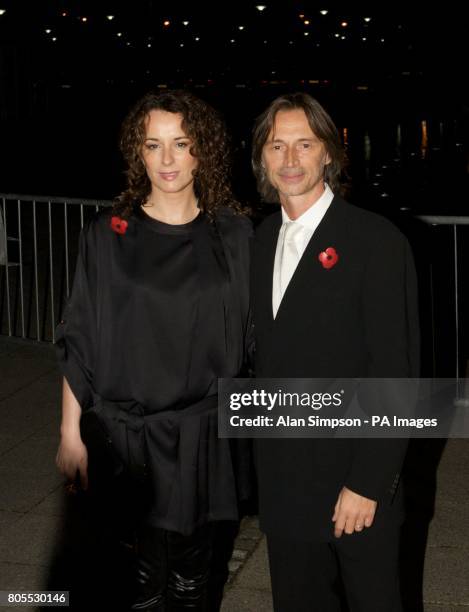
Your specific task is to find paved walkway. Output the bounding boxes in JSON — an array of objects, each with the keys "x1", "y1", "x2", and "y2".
[{"x1": 0, "y1": 336, "x2": 468, "y2": 611}]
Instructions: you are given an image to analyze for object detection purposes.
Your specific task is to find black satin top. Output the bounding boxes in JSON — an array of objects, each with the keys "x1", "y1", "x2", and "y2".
[{"x1": 56, "y1": 205, "x2": 253, "y2": 534}]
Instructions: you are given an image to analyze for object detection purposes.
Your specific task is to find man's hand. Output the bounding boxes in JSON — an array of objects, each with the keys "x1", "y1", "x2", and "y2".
[{"x1": 332, "y1": 486, "x2": 377, "y2": 538}]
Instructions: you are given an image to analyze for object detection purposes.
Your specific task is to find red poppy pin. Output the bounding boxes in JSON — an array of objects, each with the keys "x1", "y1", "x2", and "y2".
[
  {"x1": 318, "y1": 247, "x2": 339, "y2": 270},
  {"x1": 110, "y1": 216, "x2": 128, "y2": 235}
]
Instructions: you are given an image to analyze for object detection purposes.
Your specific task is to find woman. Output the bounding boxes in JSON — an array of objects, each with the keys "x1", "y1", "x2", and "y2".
[{"x1": 55, "y1": 90, "x2": 253, "y2": 611}]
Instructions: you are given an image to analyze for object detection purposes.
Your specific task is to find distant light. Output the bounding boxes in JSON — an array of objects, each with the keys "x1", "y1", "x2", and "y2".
[
  {"x1": 230, "y1": 39, "x2": 235, "y2": 43},
  {"x1": 299, "y1": 14, "x2": 305, "y2": 19},
  {"x1": 362, "y1": 37, "x2": 367, "y2": 41},
  {"x1": 364, "y1": 17, "x2": 372, "y2": 22},
  {"x1": 264, "y1": 40, "x2": 268, "y2": 43},
  {"x1": 381, "y1": 38, "x2": 385, "y2": 42},
  {"x1": 180, "y1": 43, "x2": 184, "y2": 47},
  {"x1": 0, "y1": 9, "x2": 6, "y2": 15},
  {"x1": 52, "y1": 37, "x2": 57, "y2": 41},
  {"x1": 163, "y1": 20, "x2": 170, "y2": 27},
  {"x1": 304, "y1": 20, "x2": 310, "y2": 25},
  {"x1": 341, "y1": 21, "x2": 348, "y2": 27},
  {"x1": 256, "y1": 5, "x2": 267, "y2": 11},
  {"x1": 320, "y1": 10, "x2": 328, "y2": 15},
  {"x1": 61, "y1": 12, "x2": 68, "y2": 17},
  {"x1": 45, "y1": 29, "x2": 52, "y2": 34},
  {"x1": 195, "y1": 37, "x2": 200, "y2": 41},
  {"x1": 126, "y1": 42, "x2": 131, "y2": 46},
  {"x1": 183, "y1": 21, "x2": 189, "y2": 26},
  {"x1": 117, "y1": 32, "x2": 122, "y2": 37},
  {"x1": 81, "y1": 17, "x2": 88, "y2": 23},
  {"x1": 341, "y1": 35, "x2": 346, "y2": 40},
  {"x1": 304, "y1": 32, "x2": 309, "y2": 36},
  {"x1": 147, "y1": 43, "x2": 152, "y2": 48},
  {"x1": 289, "y1": 40, "x2": 293, "y2": 44},
  {"x1": 334, "y1": 33, "x2": 340, "y2": 38},
  {"x1": 238, "y1": 25, "x2": 244, "y2": 30},
  {"x1": 107, "y1": 15, "x2": 115, "y2": 21}
]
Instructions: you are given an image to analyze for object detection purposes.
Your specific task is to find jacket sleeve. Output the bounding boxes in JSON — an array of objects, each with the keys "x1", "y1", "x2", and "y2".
[
  {"x1": 344, "y1": 227, "x2": 420, "y2": 501},
  {"x1": 55, "y1": 220, "x2": 99, "y2": 410}
]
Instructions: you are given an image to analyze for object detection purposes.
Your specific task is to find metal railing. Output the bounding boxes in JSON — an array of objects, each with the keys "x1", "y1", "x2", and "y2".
[
  {"x1": 1, "y1": 196, "x2": 468, "y2": 388},
  {"x1": 0, "y1": 194, "x2": 112, "y2": 342},
  {"x1": 416, "y1": 215, "x2": 469, "y2": 396}
]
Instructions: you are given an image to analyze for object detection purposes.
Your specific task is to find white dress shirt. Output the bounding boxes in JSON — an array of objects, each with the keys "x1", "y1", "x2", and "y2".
[{"x1": 272, "y1": 183, "x2": 334, "y2": 318}]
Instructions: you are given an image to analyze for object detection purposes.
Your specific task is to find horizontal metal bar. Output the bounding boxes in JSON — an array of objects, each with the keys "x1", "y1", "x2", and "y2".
[
  {"x1": 0, "y1": 193, "x2": 113, "y2": 207},
  {"x1": 416, "y1": 215, "x2": 469, "y2": 226}
]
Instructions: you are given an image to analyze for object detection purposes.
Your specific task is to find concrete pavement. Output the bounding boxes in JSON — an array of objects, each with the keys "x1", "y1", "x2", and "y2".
[{"x1": 0, "y1": 336, "x2": 468, "y2": 611}]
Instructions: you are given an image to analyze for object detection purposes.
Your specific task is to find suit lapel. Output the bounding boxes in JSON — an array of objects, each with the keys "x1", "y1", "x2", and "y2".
[{"x1": 274, "y1": 196, "x2": 347, "y2": 323}]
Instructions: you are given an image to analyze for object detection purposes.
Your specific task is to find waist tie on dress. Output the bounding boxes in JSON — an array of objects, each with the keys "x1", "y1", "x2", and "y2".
[{"x1": 88, "y1": 395, "x2": 218, "y2": 482}]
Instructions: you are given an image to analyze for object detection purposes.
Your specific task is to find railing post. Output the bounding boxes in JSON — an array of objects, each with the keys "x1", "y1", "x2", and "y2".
[
  {"x1": 48, "y1": 201, "x2": 56, "y2": 343},
  {"x1": 32, "y1": 200, "x2": 41, "y2": 341},
  {"x1": 64, "y1": 202, "x2": 70, "y2": 298},
  {"x1": 17, "y1": 199, "x2": 25, "y2": 338},
  {"x1": 1, "y1": 197, "x2": 12, "y2": 336}
]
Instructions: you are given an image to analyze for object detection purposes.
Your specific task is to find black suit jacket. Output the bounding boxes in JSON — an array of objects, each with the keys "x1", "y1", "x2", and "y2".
[{"x1": 251, "y1": 195, "x2": 420, "y2": 541}]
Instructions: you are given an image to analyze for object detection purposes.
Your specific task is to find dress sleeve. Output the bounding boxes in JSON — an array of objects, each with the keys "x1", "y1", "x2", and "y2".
[
  {"x1": 55, "y1": 219, "x2": 99, "y2": 410},
  {"x1": 215, "y1": 208, "x2": 254, "y2": 376}
]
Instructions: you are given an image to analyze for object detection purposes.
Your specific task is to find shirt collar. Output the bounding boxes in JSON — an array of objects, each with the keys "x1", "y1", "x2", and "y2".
[{"x1": 281, "y1": 183, "x2": 334, "y2": 228}]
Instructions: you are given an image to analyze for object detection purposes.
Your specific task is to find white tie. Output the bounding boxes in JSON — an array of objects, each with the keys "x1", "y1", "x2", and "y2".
[{"x1": 276, "y1": 221, "x2": 302, "y2": 313}]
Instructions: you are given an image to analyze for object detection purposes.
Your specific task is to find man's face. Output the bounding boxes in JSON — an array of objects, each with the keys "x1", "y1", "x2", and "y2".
[
  {"x1": 262, "y1": 108, "x2": 331, "y2": 202},
  {"x1": 141, "y1": 110, "x2": 198, "y2": 196}
]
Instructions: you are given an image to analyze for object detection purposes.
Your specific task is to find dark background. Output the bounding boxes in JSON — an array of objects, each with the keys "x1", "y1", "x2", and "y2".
[{"x1": 0, "y1": 1, "x2": 468, "y2": 208}]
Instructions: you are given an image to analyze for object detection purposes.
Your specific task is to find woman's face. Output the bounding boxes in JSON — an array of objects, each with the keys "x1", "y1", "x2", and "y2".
[{"x1": 141, "y1": 110, "x2": 198, "y2": 198}]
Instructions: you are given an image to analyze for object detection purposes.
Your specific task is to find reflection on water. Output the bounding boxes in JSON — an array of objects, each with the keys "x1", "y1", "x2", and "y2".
[
  {"x1": 0, "y1": 103, "x2": 467, "y2": 217},
  {"x1": 396, "y1": 124, "x2": 402, "y2": 156},
  {"x1": 342, "y1": 115, "x2": 468, "y2": 215},
  {"x1": 342, "y1": 127, "x2": 349, "y2": 148},
  {"x1": 420, "y1": 120, "x2": 428, "y2": 159}
]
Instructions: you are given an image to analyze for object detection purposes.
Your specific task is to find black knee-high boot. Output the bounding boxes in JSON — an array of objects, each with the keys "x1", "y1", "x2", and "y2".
[
  {"x1": 166, "y1": 524, "x2": 213, "y2": 612},
  {"x1": 131, "y1": 524, "x2": 167, "y2": 612},
  {"x1": 131, "y1": 523, "x2": 213, "y2": 612}
]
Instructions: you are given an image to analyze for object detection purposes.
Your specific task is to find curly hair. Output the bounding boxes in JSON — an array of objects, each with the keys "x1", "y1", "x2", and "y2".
[
  {"x1": 252, "y1": 92, "x2": 347, "y2": 202},
  {"x1": 114, "y1": 89, "x2": 244, "y2": 219}
]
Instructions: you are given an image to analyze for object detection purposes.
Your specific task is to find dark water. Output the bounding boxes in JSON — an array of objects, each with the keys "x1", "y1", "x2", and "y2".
[{"x1": 1, "y1": 85, "x2": 468, "y2": 208}]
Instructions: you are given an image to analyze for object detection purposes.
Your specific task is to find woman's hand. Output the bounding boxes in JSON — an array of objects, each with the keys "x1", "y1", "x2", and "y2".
[
  {"x1": 56, "y1": 432, "x2": 89, "y2": 490},
  {"x1": 57, "y1": 377, "x2": 88, "y2": 490}
]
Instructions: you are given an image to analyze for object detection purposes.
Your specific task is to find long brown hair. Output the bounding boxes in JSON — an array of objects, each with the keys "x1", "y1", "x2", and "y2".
[
  {"x1": 114, "y1": 89, "x2": 244, "y2": 219},
  {"x1": 252, "y1": 92, "x2": 347, "y2": 202}
]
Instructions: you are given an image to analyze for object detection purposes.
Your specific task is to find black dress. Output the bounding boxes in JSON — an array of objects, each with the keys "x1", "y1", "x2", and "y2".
[{"x1": 56, "y1": 205, "x2": 253, "y2": 535}]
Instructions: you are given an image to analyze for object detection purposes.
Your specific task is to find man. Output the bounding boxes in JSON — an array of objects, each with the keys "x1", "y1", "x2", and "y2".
[{"x1": 250, "y1": 92, "x2": 419, "y2": 611}]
